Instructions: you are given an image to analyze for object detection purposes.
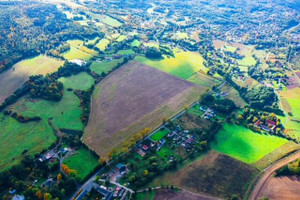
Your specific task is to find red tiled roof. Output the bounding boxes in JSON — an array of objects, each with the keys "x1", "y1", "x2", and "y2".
[{"x1": 266, "y1": 119, "x2": 276, "y2": 126}]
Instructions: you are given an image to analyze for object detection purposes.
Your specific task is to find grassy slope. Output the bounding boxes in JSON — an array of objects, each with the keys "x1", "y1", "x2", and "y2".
[
  {"x1": 59, "y1": 72, "x2": 94, "y2": 90},
  {"x1": 211, "y1": 123, "x2": 288, "y2": 163},
  {"x1": 63, "y1": 40, "x2": 96, "y2": 61},
  {"x1": 0, "y1": 113, "x2": 56, "y2": 171},
  {"x1": 0, "y1": 55, "x2": 64, "y2": 104},
  {"x1": 63, "y1": 147, "x2": 99, "y2": 180}
]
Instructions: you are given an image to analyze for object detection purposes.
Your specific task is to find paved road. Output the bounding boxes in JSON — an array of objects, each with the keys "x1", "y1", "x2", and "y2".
[{"x1": 250, "y1": 151, "x2": 300, "y2": 200}]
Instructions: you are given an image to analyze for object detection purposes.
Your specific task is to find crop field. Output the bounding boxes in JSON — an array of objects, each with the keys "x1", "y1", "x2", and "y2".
[
  {"x1": 63, "y1": 40, "x2": 96, "y2": 61},
  {"x1": 9, "y1": 74, "x2": 92, "y2": 131},
  {"x1": 63, "y1": 147, "x2": 99, "y2": 181},
  {"x1": 83, "y1": 61, "x2": 205, "y2": 157},
  {"x1": 95, "y1": 38, "x2": 110, "y2": 51},
  {"x1": 146, "y1": 151, "x2": 259, "y2": 199},
  {"x1": 0, "y1": 113, "x2": 56, "y2": 171},
  {"x1": 211, "y1": 123, "x2": 288, "y2": 163},
  {"x1": 90, "y1": 58, "x2": 124, "y2": 75},
  {"x1": 135, "y1": 51, "x2": 206, "y2": 79},
  {"x1": 150, "y1": 129, "x2": 170, "y2": 141},
  {"x1": 0, "y1": 55, "x2": 64, "y2": 104},
  {"x1": 100, "y1": 15, "x2": 122, "y2": 27}
]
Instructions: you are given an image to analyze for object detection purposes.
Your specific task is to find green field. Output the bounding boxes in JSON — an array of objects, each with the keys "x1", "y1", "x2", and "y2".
[
  {"x1": 187, "y1": 105, "x2": 205, "y2": 117},
  {"x1": 63, "y1": 40, "x2": 96, "y2": 61},
  {"x1": 90, "y1": 58, "x2": 124, "y2": 75},
  {"x1": 101, "y1": 15, "x2": 122, "y2": 27},
  {"x1": 59, "y1": 72, "x2": 94, "y2": 90},
  {"x1": 63, "y1": 147, "x2": 99, "y2": 180},
  {"x1": 131, "y1": 39, "x2": 141, "y2": 47},
  {"x1": 9, "y1": 73, "x2": 94, "y2": 131},
  {"x1": 96, "y1": 39, "x2": 110, "y2": 51},
  {"x1": 211, "y1": 123, "x2": 288, "y2": 163},
  {"x1": 134, "y1": 191, "x2": 156, "y2": 200},
  {"x1": 116, "y1": 35, "x2": 127, "y2": 42},
  {"x1": 135, "y1": 51, "x2": 205, "y2": 79},
  {"x1": 0, "y1": 113, "x2": 56, "y2": 171},
  {"x1": 237, "y1": 55, "x2": 257, "y2": 66},
  {"x1": 117, "y1": 49, "x2": 135, "y2": 55},
  {"x1": 150, "y1": 129, "x2": 170, "y2": 141}
]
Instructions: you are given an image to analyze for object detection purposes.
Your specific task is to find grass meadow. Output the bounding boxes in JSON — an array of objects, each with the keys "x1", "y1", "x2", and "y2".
[
  {"x1": 135, "y1": 51, "x2": 205, "y2": 79},
  {"x1": 90, "y1": 58, "x2": 124, "y2": 75},
  {"x1": 63, "y1": 40, "x2": 96, "y2": 61},
  {"x1": 211, "y1": 123, "x2": 288, "y2": 163},
  {"x1": 0, "y1": 113, "x2": 56, "y2": 171}
]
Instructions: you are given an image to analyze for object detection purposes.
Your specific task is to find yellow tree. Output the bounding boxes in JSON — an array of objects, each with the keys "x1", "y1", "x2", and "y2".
[{"x1": 98, "y1": 157, "x2": 106, "y2": 165}]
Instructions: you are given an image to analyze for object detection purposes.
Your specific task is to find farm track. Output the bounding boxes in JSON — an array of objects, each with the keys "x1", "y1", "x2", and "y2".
[{"x1": 249, "y1": 150, "x2": 300, "y2": 200}]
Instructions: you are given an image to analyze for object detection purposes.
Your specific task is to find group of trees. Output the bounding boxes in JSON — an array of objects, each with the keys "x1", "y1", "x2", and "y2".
[
  {"x1": 201, "y1": 94, "x2": 237, "y2": 114},
  {"x1": 145, "y1": 47, "x2": 163, "y2": 59},
  {"x1": 28, "y1": 75, "x2": 64, "y2": 101},
  {"x1": 4, "y1": 110, "x2": 41, "y2": 123},
  {"x1": 276, "y1": 159, "x2": 300, "y2": 177}
]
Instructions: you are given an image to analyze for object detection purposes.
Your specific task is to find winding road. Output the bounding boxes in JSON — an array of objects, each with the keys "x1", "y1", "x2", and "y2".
[{"x1": 250, "y1": 150, "x2": 300, "y2": 200}]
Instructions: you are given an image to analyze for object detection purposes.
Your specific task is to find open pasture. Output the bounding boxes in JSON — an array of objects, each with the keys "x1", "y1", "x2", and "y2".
[
  {"x1": 135, "y1": 51, "x2": 205, "y2": 79},
  {"x1": 211, "y1": 123, "x2": 288, "y2": 163},
  {"x1": 9, "y1": 73, "x2": 93, "y2": 131},
  {"x1": 90, "y1": 58, "x2": 124, "y2": 75},
  {"x1": 0, "y1": 113, "x2": 56, "y2": 171},
  {"x1": 0, "y1": 55, "x2": 63, "y2": 104},
  {"x1": 83, "y1": 61, "x2": 205, "y2": 158},
  {"x1": 187, "y1": 72, "x2": 217, "y2": 87}
]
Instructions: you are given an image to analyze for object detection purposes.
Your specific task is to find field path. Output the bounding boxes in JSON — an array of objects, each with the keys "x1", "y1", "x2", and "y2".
[{"x1": 250, "y1": 151, "x2": 300, "y2": 200}]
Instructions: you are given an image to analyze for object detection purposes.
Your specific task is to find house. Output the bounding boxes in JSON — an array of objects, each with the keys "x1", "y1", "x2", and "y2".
[
  {"x1": 266, "y1": 120, "x2": 276, "y2": 126},
  {"x1": 142, "y1": 145, "x2": 149, "y2": 151},
  {"x1": 12, "y1": 195, "x2": 25, "y2": 200},
  {"x1": 116, "y1": 163, "x2": 126, "y2": 173},
  {"x1": 70, "y1": 59, "x2": 86, "y2": 66}
]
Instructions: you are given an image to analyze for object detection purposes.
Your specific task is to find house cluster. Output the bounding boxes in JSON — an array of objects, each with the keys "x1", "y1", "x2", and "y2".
[
  {"x1": 108, "y1": 163, "x2": 128, "y2": 182},
  {"x1": 200, "y1": 106, "x2": 216, "y2": 119},
  {"x1": 167, "y1": 126, "x2": 196, "y2": 150},
  {"x1": 254, "y1": 119, "x2": 277, "y2": 133},
  {"x1": 135, "y1": 138, "x2": 157, "y2": 157}
]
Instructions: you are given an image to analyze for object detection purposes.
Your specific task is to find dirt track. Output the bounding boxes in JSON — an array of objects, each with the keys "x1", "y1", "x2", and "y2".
[{"x1": 250, "y1": 151, "x2": 300, "y2": 200}]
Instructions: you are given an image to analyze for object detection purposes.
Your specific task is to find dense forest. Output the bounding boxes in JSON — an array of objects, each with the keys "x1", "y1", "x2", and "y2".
[{"x1": 0, "y1": 1, "x2": 99, "y2": 74}]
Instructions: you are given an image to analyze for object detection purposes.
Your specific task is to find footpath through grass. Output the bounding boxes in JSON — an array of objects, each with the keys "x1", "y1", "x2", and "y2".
[{"x1": 211, "y1": 123, "x2": 288, "y2": 163}]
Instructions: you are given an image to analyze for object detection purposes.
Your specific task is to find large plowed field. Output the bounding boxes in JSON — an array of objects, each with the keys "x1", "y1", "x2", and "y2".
[{"x1": 83, "y1": 61, "x2": 205, "y2": 157}]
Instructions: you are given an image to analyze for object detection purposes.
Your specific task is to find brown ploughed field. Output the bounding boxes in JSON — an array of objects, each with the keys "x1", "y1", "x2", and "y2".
[{"x1": 83, "y1": 61, "x2": 205, "y2": 158}]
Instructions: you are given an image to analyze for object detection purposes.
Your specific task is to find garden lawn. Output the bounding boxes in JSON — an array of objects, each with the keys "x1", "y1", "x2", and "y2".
[
  {"x1": 135, "y1": 51, "x2": 205, "y2": 79},
  {"x1": 135, "y1": 191, "x2": 156, "y2": 200},
  {"x1": 157, "y1": 147, "x2": 174, "y2": 161},
  {"x1": 59, "y1": 72, "x2": 94, "y2": 90},
  {"x1": 90, "y1": 58, "x2": 124, "y2": 75},
  {"x1": 150, "y1": 129, "x2": 170, "y2": 141},
  {"x1": 211, "y1": 123, "x2": 288, "y2": 163},
  {"x1": 63, "y1": 147, "x2": 99, "y2": 181},
  {"x1": 0, "y1": 113, "x2": 55, "y2": 171},
  {"x1": 187, "y1": 106, "x2": 205, "y2": 117}
]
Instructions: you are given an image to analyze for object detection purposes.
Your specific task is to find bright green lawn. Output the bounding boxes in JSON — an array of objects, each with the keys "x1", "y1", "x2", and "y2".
[
  {"x1": 135, "y1": 51, "x2": 205, "y2": 79},
  {"x1": 90, "y1": 58, "x2": 124, "y2": 75},
  {"x1": 211, "y1": 123, "x2": 288, "y2": 163},
  {"x1": 63, "y1": 147, "x2": 99, "y2": 180},
  {"x1": 150, "y1": 129, "x2": 170, "y2": 141},
  {"x1": 59, "y1": 72, "x2": 94, "y2": 90},
  {"x1": 237, "y1": 55, "x2": 257, "y2": 66},
  {"x1": 0, "y1": 113, "x2": 56, "y2": 171}
]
